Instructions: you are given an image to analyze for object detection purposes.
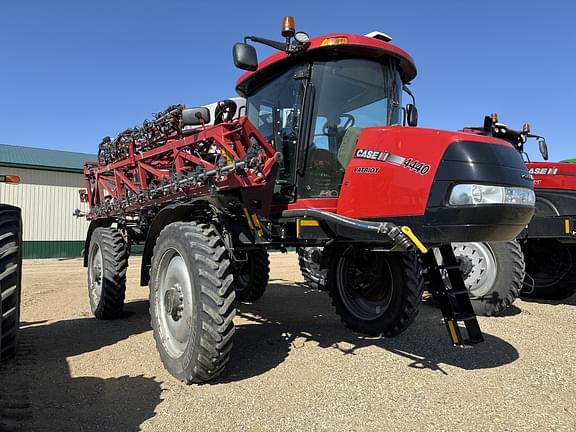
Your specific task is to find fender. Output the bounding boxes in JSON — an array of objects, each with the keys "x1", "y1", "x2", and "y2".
[
  {"x1": 139, "y1": 200, "x2": 218, "y2": 286},
  {"x1": 535, "y1": 196, "x2": 560, "y2": 217}
]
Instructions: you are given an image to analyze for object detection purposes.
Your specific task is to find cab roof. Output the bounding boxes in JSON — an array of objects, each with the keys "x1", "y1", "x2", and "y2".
[{"x1": 235, "y1": 33, "x2": 417, "y2": 97}]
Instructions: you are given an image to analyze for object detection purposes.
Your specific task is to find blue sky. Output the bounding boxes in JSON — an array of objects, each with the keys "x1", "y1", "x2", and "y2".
[{"x1": 1, "y1": 1, "x2": 575, "y2": 160}]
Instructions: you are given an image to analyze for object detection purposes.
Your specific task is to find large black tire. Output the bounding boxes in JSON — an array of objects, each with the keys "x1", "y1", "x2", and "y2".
[
  {"x1": 451, "y1": 241, "x2": 524, "y2": 316},
  {"x1": 328, "y1": 248, "x2": 424, "y2": 336},
  {"x1": 297, "y1": 247, "x2": 327, "y2": 290},
  {"x1": 87, "y1": 227, "x2": 128, "y2": 319},
  {"x1": 149, "y1": 222, "x2": 235, "y2": 384},
  {"x1": 232, "y1": 248, "x2": 270, "y2": 303},
  {"x1": 0, "y1": 205, "x2": 22, "y2": 361},
  {"x1": 521, "y1": 239, "x2": 576, "y2": 300}
]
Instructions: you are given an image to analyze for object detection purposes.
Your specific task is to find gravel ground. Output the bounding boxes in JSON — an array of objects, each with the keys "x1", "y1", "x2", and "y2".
[{"x1": 1, "y1": 253, "x2": 575, "y2": 431}]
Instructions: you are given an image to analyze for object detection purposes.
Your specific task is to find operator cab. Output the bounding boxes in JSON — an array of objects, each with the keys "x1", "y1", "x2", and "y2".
[
  {"x1": 234, "y1": 23, "x2": 417, "y2": 204},
  {"x1": 246, "y1": 58, "x2": 404, "y2": 201}
]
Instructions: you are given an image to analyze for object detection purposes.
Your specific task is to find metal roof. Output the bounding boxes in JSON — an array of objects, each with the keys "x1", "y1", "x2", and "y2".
[{"x1": 0, "y1": 143, "x2": 95, "y2": 173}]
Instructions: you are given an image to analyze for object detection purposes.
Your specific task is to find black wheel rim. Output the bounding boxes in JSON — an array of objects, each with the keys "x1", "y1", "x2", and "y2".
[{"x1": 336, "y1": 250, "x2": 394, "y2": 320}]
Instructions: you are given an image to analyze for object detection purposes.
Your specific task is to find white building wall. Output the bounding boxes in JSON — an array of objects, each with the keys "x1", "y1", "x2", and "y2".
[{"x1": 0, "y1": 167, "x2": 90, "y2": 241}]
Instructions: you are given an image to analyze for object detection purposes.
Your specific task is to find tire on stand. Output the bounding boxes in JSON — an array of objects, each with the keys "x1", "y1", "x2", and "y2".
[
  {"x1": 451, "y1": 241, "x2": 524, "y2": 316},
  {"x1": 328, "y1": 248, "x2": 424, "y2": 337},
  {"x1": 87, "y1": 227, "x2": 128, "y2": 319},
  {"x1": 297, "y1": 247, "x2": 327, "y2": 290},
  {"x1": 149, "y1": 222, "x2": 236, "y2": 384},
  {"x1": 232, "y1": 248, "x2": 270, "y2": 303},
  {"x1": 521, "y1": 239, "x2": 576, "y2": 300},
  {"x1": 0, "y1": 205, "x2": 23, "y2": 361}
]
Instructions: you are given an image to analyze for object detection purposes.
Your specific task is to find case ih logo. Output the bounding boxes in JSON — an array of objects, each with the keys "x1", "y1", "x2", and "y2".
[
  {"x1": 354, "y1": 149, "x2": 431, "y2": 175},
  {"x1": 529, "y1": 167, "x2": 558, "y2": 175},
  {"x1": 355, "y1": 149, "x2": 388, "y2": 161}
]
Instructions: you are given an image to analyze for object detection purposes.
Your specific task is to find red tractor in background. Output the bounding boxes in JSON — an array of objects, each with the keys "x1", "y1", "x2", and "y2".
[
  {"x1": 79, "y1": 17, "x2": 535, "y2": 383},
  {"x1": 463, "y1": 115, "x2": 576, "y2": 300}
]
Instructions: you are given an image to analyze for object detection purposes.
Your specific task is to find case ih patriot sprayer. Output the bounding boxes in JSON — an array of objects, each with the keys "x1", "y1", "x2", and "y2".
[{"x1": 78, "y1": 18, "x2": 535, "y2": 383}]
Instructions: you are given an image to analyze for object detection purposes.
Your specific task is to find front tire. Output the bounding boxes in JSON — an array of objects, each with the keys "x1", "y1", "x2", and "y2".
[
  {"x1": 149, "y1": 222, "x2": 235, "y2": 384},
  {"x1": 328, "y1": 248, "x2": 424, "y2": 336},
  {"x1": 87, "y1": 227, "x2": 128, "y2": 319},
  {"x1": 232, "y1": 249, "x2": 269, "y2": 303},
  {"x1": 522, "y1": 239, "x2": 576, "y2": 300},
  {"x1": 0, "y1": 205, "x2": 22, "y2": 361},
  {"x1": 452, "y1": 241, "x2": 524, "y2": 316}
]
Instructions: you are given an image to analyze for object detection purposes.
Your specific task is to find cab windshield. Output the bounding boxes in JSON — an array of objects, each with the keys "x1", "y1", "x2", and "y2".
[{"x1": 300, "y1": 58, "x2": 402, "y2": 198}]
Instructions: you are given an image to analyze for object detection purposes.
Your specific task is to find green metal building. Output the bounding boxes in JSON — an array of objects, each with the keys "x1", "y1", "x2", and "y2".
[{"x1": 0, "y1": 143, "x2": 95, "y2": 258}]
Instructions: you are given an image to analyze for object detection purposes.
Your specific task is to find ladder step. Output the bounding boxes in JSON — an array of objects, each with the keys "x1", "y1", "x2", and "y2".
[{"x1": 422, "y1": 244, "x2": 485, "y2": 346}]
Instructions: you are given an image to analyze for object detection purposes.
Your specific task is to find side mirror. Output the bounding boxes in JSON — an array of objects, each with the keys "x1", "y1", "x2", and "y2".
[
  {"x1": 538, "y1": 139, "x2": 549, "y2": 160},
  {"x1": 406, "y1": 104, "x2": 418, "y2": 127},
  {"x1": 181, "y1": 107, "x2": 210, "y2": 126},
  {"x1": 233, "y1": 43, "x2": 258, "y2": 71}
]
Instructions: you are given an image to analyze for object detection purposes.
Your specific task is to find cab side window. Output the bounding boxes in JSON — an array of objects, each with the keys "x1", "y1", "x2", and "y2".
[{"x1": 247, "y1": 65, "x2": 306, "y2": 193}]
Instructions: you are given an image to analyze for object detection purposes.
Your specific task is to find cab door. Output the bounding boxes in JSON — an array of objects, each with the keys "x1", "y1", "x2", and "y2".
[{"x1": 245, "y1": 64, "x2": 309, "y2": 203}]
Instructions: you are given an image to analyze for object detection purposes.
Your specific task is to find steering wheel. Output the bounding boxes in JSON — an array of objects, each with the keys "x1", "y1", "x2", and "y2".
[
  {"x1": 214, "y1": 99, "x2": 238, "y2": 125},
  {"x1": 322, "y1": 114, "x2": 355, "y2": 136},
  {"x1": 339, "y1": 114, "x2": 355, "y2": 129}
]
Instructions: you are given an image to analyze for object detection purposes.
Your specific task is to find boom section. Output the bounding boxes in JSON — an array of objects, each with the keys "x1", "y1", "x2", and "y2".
[{"x1": 82, "y1": 117, "x2": 279, "y2": 220}]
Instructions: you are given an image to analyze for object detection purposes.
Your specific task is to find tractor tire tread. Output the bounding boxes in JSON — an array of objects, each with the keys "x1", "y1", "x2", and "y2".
[
  {"x1": 329, "y1": 252, "x2": 424, "y2": 337},
  {"x1": 0, "y1": 205, "x2": 22, "y2": 362},
  {"x1": 232, "y1": 249, "x2": 269, "y2": 303},
  {"x1": 90, "y1": 228, "x2": 128, "y2": 319},
  {"x1": 150, "y1": 222, "x2": 235, "y2": 384}
]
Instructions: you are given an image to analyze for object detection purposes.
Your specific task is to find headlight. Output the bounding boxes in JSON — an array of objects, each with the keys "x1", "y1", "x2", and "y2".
[{"x1": 449, "y1": 184, "x2": 535, "y2": 206}]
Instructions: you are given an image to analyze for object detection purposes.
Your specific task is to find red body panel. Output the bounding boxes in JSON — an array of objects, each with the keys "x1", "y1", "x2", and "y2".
[
  {"x1": 336, "y1": 127, "x2": 511, "y2": 218},
  {"x1": 527, "y1": 162, "x2": 576, "y2": 190},
  {"x1": 271, "y1": 198, "x2": 338, "y2": 214}
]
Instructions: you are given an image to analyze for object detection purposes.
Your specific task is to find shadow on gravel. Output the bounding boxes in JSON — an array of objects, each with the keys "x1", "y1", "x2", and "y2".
[
  {"x1": 491, "y1": 304, "x2": 522, "y2": 317},
  {"x1": 520, "y1": 293, "x2": 576, "y2": 306},
  {"x1": 220, "y1": 282, "x2": 520, "y2": 382},
  {"x1": 0, "y1": 300, "x2": 161, "y2": 432}
]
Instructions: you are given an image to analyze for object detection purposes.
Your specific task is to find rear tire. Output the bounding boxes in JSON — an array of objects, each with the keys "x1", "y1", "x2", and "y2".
[
  {"x1": 87, "y1": 227, "x2": 128, "y2": 319},
  {"x1": 232, "y1": 249, "x2": 269, "y2": 303},
  {"x1": 522, "y1": 239, "x2": 576, "y2": 300},
  {"x1": 0, "y1": 205, "x2": 22, "y2": 361},
  {"x1": 149, "y1": 222, "x2": 235, "y2": 384},
  {"x1": 452, "y1": 241, "x2": 524, "y2": 316},
  {"x1": 297, "y1": 247, "x2": 327, "y2": 290},
  {"x1": 328, "y1": 248, "x2": 424, "y2": 336}
]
